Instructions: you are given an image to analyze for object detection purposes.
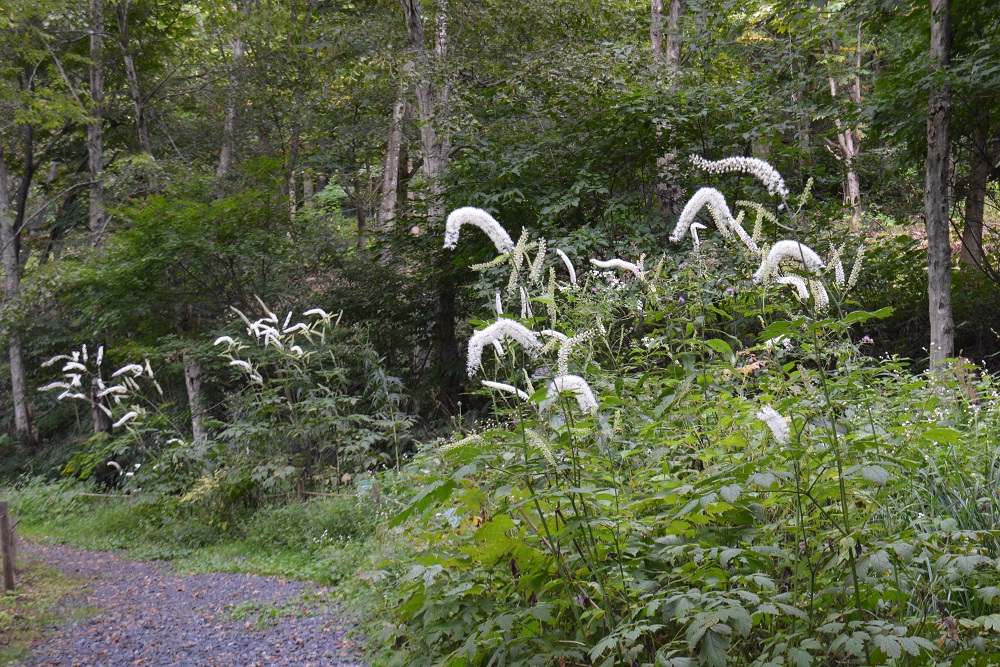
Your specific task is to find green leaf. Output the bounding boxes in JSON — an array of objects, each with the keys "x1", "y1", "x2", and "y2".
[
  {"x1": 860, "y1": 465, "x2": 890, "y2": 485},
  {"x1": 388, "y1": 480, "x2": 458, "y2": 528},
  {"x1": 705, "y1": 338, "x2": 734, "y2": 358}
]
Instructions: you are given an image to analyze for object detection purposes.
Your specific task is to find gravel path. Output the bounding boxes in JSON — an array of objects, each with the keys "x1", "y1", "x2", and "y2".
[{"x1": 18, "y1": 543, "x2": 367, "y2": 667}]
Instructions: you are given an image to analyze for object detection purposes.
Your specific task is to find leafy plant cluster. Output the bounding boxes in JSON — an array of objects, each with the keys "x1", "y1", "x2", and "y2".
[{"x1": 368, "y1": 176, "x2": 1000, "y2": 666}]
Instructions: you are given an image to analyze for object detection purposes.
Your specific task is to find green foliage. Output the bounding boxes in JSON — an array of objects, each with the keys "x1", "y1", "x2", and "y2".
[{"x1": 364, "y1": 187, "x2": 1000, "y2": 667}]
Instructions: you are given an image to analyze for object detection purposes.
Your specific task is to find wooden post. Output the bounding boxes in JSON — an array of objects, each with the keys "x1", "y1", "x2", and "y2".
[
  {"x1": 10, "y1": 515, "x2": 16, "y2": 562},
  {"x1": 0, "y1": 500, "x2": 14, "y2": 592}
]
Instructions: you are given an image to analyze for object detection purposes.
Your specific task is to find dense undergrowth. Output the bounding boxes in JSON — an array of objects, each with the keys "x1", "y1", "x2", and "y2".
[{"x1": 5, "y1": 167, "x2": 1000, "y2": 667}]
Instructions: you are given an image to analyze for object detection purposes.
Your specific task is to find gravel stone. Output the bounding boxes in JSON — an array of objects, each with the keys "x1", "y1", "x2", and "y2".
[{"x1": 18, "y1": 543, "x2": 367, "y2": 667}]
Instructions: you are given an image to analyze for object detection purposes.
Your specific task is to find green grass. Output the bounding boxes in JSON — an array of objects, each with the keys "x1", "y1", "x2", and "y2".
[{"x1": 0, "y1": 554, "x2": 97, "y2": 665}]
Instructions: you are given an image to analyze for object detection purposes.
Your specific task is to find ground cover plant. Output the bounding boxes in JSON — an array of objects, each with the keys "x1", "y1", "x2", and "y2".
[{"x1": 364, "y1": 160, "x2": 1000, "y2": 667}]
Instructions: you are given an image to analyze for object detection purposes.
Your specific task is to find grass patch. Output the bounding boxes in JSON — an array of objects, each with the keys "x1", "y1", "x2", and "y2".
[{"x1": 0, "y1": 554, "x2": 95, "y2": 665}]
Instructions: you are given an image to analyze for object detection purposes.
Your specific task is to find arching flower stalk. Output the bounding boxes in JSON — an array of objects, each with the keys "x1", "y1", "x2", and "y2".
[
  {"x1": 753, "y1": 240, "x2": 825, "y2": 283},
  {"x1": 541, "y1": 329, "x2": 569, "y2": 354},
  {"x1": 443, "y1": 207, "x2": 515, "y2": 254},
  {"x1": 756, "y1": 405, "x2": 790, "y2": 444},
  {"x1": 671, "y1": 188, "x2": 759, "y2": 254},
  {"x1": 776, "y1": 275, "x2": 809, "y2": 300},
  {"x1": 557, "y1": 329, "x2": 599, "y2": 376},
  {"x1": 470, "y1": 254, "x2": 509, "y2": 272},
  {"x1": 555, "y1": 249, "x2": 577, "y2": 284},
  {"x1": 590, "y1": 258, "x2": 643, "y2": 279},
  {"x1": 466, "y1": 319, "x2": 543, "y2": 377},
  {"x1": 440, "y1": 433, "x2": 482, "y2": 453},
  {"x1": 547, "y1": 374, "x2": 598, "y2": 415},
  {"x1": 691, "y1": 155, "x2": 790, "y2": 199},
  {"x1": 796, "y1": 177, "x2": 814, "y2": 211},
  {"x1": 482, "y1": 380, "x2": 530, "y2": 401},
  {"x1": 736, "y1": 200, "x2": 779, "y2": 243}
]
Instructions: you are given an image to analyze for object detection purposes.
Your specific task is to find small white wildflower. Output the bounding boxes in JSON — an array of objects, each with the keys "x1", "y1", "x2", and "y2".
[
  {"x1": 82, "y1": 344, "x2": 88, "y2": 362},
  {"x1": 96, "y1": 346, "x2": 104, "y2": 366},
  {"x1": 38, "y1": 382, "x2": 72, "y2": 392},
  {"x1": 97, "y1": 386, "x2": 127, "y2": 398},
  {"x1": 62, "y1": 361, "x2": 87, "y2": 373},
  {"x1": 590, "y1": 258, "x2": 643, "y2": 278},
  {"x1": 831, "y1": 246, "x2": 845, "y2": 286},
  {"x1": 847, "y1": 244, "x2": 865, "y2": 289},
  {"x1": 753, "y1": 240, "x2": 825, "y2": 283},
  {"x1": 466, "y1": 320, "x2": 543, "y2": 377},
  {"x1": 229, "y1": 360, "x2": 254, "y2": 372},
  {"x1": 443, "y1": 207, "x2": 515, "y2": 254},
  {"x1": 528, "y1": 239, "x2": 547, "y2": 283},
  {"x1": 555, "y1": 249, "x2": 577, "y2": 284},
  {"x1": 290, "y1": 345, "x2": 304, "y2": 356},
  {"x1": 282, "y1": 312, "x2": 293, "y2": 330},
  {"x1": 756, "y1": 406, "x2": 790, "y2": 444},
  {"x1": 547, "y1": 375, "x2": 598, "y2": 415},
  {"x1": 112, "y1": 411, "x2": 139, "y2": 428},
  {"x1": 525, "y1": 428, "x2": 557, "y2": 466},
  {"x1": 776, "y1": 275, "x2": 809, "y2": 300},
  {"x1": 283, "y1": 322, "x2": 309, "y2": 335},
  {"x1": 144, "y1": 359, "x2": 154, "y2": 378},
  {"x1": 691, "y1": 155, "x2": 789, "y2": 198},
  {"x1": 809, "y1": 279, "x2": 829, "y2": 312},
  {"x1": 520, "y1": 286, "x2": 533, "y2": 319},
  {"x1": 107, "y1": 461, "x2": 122, "y2": 472},
  {"x1": 481, "y1": 380, "x2": 530, "y2": 401},
  {"x1": 41, "y1": 355, "x2": 71, "y2": 368},
  {"x1": 303, "y1": 308, "x2": 330, "y2": 318},
  {"x1": 763, "y1": 336, "x2": 794, "y2": 352},
  {"x1": 69, "y1": 374, "x2": 83, "y2": 387},
  {"x1": 690, "y1": 222, "x2": 707, "y2": 248},
  {"x1": 112, "y1": 364, "x2": 144, "y2": 377}
]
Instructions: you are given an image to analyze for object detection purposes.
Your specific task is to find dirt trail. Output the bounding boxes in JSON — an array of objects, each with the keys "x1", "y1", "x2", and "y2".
[{"x1": 18, "y1": 543, "x2": 366, "y2": 667}]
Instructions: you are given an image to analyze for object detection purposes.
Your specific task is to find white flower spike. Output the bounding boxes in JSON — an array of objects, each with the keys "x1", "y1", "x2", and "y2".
[
  {"x1": 555, "y1": 249, "x2": 577, "y2": 284},
  {"x1": 466, "y1": 320, "x2": 543, "y2": 377},
  {"x1": 481, "y1": 380, "x2": 530, "y2": 401},
  {"x1": 691, "y1": 155, "x2": 790, "y2": 199},
  {"x1": 753, "y1": 240, "x2": 825, "y2": 283},
  {"x1": 547, "y1": 375, "x2": 598, "y2": 415},
  {"x1": 443, "y1": 207, "x2": 515, "y2": 255},
  {"x1": 756, "y1": 406, "x2": 790, "y2": 444},
  {"x1": 590, "y1": 258, "x2": 643, "y2": 278}
]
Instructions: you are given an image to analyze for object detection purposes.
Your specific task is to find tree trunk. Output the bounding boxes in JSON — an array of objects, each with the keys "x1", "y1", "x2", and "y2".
[
  {"x1": 217, "y1": 4, "x2": 247, "y2": 179},
  {"x1": 925, "y1": 0, "x2": 954, "y2": 366},
  {"x1": 650, "y1": 0, "x2": 664, "y2": 60},
  {"x1": 88, "y1": 0, "x2": 105, "y2": 240},
  {"x1": 433, "y1": 261, "x2": 461, "y2": 410},
  {"x1": 0, "y1": 149, "x2": 35, "y2": 443},
  {"x1": 116, "y1": 2, "x2": 152, "y2": 155},
  {"x1": 182, "y1": 350, "x2": 208, "y2": 452},
  {"x1": 379, "y1": 84, "x2": 408, "y2": 228},
  {"x1": 665, "y1": 0, "x2": 685, "y2": 67},
  {"x1": 961, "y1": 106, "x2": 990, "y2": 267}
]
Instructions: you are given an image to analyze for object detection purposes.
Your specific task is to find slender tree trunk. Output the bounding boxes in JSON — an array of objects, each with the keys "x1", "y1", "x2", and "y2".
[
  {"x1": 0, "y1": 143, "x2": 37, "y2": 443},
  {"x1": 379, "y1": 84, "x2": 408, "y2": 228},
  {"x1": 665, "y1": 0, "x2": 685, "y2": 67},
  {"x1": 88, "y1": 0, "x2": 105, "y2": 240},
  {"x1": 961, "y1": 106, "x2": 989, "y2": 267},
  {"x1": 925, "y1": 0, "x2": 954, "y2": 366},
  {"x1": 217, "y1": 5, "x2": 247, "y2": 179},
  {"x1": 182, "y1": 350, "x2": 208, "y2": 451},
  {"x1": 116, "y1": 2, "x2": 152, "y2": 155},
  {"x1": 650, "y1": 0, "x2": 664, "y2": 60}
]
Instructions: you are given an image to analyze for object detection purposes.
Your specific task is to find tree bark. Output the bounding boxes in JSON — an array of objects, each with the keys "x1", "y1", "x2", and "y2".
[
  {"x1": 399, "y1": 0, "x2": 460, "y2": 410},
  {"x1": 650, "y1": 0, "x2": 664, "y2": 60},
  {"x1": 0, "y1": 142, "x2": 37, "y2": 443},
  {"x1": 827, "y1": 28, "x2": 864, "y2": 231},
  {"x1": 116, "y1": 2, "x2": 152, "y2": 155},
  {"x1": 665, "y1": 0, "x2": 685, "y2": 67},
  {"x1": 379, "y1": 83, "x2": 408, "y2": 228},
  {"x1": 88, "y1": 0, "x2": 106, "y2": 240},
  {"x1": 217, "y1": 4, "x2": 248, "y2": 179},
  {"x1": 182, "y1": 350, "x2": 208, "y2": 451},
  {"x1": 925, "y1": 0, "x2": 954, "y2": 366},
  {"x1": 961, "y1": 106, "x2": 990, "y2": 267}
]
